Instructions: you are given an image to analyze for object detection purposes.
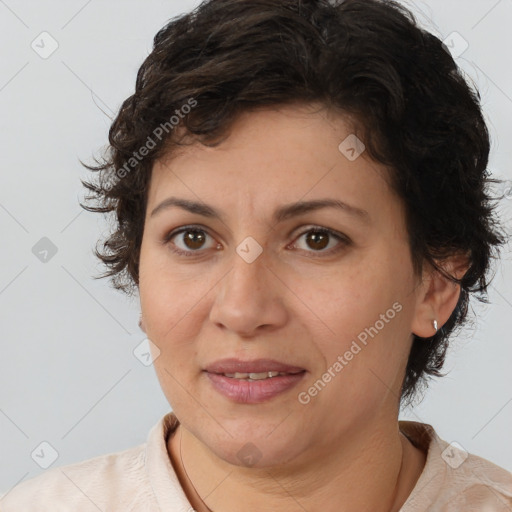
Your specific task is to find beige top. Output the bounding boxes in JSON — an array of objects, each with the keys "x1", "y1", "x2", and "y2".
[{"x1": 1, "y1": 413, "x2": 511, "y2": 511}]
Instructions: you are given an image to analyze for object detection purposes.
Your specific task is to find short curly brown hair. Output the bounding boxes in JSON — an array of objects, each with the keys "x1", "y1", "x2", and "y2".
[{"x1": 81, "y1": 0, "x2": 507, "y2": 406}]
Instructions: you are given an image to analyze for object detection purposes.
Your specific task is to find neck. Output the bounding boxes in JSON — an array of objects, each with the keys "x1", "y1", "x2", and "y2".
[{"x1": 167, "y1": 417, "x2": 426, "y2": 512}]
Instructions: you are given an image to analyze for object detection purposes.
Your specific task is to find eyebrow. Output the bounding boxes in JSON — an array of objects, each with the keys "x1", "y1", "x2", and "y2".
[{"x1": 150, "y1": 197, "x2": 371, "y2": 224}]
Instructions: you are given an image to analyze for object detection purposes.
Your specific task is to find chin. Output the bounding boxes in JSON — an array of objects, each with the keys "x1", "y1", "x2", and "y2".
[{"x1": 215, "y1": 439, "x2": 301, "y2": 469}]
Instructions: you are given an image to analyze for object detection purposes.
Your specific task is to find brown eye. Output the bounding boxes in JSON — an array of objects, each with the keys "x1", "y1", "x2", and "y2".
[
  {"x1": 305, "y1": 231, "x2": 329, "y2": 250},
  {"x1": 182, "y1": 229, "x2": 206, "y2": 250},
  {"x1": 165, "y1": 226, "x2": 218, "y2": 256},
  {"x1": 292, "y1": 227, "x2": 350, "y2": 256}
]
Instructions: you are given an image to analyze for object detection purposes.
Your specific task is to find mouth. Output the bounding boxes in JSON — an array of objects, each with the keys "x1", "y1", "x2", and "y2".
[{"x1": 203, "y1": 358, "x2": 307, "y2": 404}]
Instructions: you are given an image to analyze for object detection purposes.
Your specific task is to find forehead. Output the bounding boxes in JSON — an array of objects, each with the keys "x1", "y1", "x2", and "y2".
[{"x1": 148, "y1": 105, "x2": 398, "y2": 222}]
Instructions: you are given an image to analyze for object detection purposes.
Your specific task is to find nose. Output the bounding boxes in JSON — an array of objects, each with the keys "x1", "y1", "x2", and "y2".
[{"x1": 208, "y1": 248, "x2": 288, "y2": 337}]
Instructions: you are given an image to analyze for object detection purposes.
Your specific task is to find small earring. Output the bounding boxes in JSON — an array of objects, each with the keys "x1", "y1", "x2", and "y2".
[{"x1": 433, "y1": 319, "x2": 438, "y2": 334}]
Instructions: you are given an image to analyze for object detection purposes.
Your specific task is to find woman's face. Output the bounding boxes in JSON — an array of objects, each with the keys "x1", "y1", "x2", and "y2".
[{"x1": 139, "y1": 104, "x2": 428, "y2": 467}]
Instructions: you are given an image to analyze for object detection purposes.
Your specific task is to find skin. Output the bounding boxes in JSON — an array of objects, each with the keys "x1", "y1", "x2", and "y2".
[{"x1": 138, "y1": 103, "x2": 466, "y2": 512}]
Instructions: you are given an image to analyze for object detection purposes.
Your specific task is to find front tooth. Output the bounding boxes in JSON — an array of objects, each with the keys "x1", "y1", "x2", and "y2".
[
  {"x1": 248, "y1": 372, "x2": 271, "y2": 380},
  {"x1": 222, "y1": 371, "x2": 285, "y2": 380}
]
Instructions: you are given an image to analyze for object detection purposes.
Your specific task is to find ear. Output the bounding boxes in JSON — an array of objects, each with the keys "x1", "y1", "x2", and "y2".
[{"x1": 411, "y1": 252, "x2": 470, "y2": 337}]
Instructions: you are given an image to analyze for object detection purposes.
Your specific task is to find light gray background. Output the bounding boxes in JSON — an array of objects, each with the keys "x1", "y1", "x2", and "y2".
[{"x1": 0, "y1": 0, "x2": 511, "y2": 494}]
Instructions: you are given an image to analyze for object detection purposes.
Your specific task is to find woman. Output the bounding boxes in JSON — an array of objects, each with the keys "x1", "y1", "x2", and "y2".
[{"x1": 2, "y1": 0, "x2": 511, "y2": 510}]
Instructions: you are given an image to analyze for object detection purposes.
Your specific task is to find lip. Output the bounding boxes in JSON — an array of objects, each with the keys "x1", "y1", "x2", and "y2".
[
  {"x1": 204, "y1": 358, "x2": 306, "y2": 374},
  {"x1": 203, "y1": 358, "x2": 307, "y2": 404},
  {"x1": 205, "y1": 371, "x2": 306, "y2": 404}
]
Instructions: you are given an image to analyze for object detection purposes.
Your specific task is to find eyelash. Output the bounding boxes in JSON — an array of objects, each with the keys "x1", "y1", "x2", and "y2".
[{"x1": 163, "y1": 225, "x2": 351, "y2": 258}]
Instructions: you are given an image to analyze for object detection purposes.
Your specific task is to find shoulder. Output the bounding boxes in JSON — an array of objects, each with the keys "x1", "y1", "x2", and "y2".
[
  {"x1": 439, "y1": 447, "x2": 512, "y2": 510},
  {"x1": 0, "y1": 443, "x2": 158, "y2": 511},
  {"x1": 400, "y1": 420, "x2": 512, "y2": 511}
]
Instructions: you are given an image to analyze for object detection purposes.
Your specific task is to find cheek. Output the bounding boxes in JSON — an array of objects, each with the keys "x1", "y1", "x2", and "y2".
[
  {"x1": 139, "y1": 253, "x2": 207, "y2": 406},
  {"x1": 139, "y1": 240, "x2": 200, "y2": 333},
  {"x1": 140, "y1": 280, "x2": 205, "y2": 349},
  {"x1": 302, "y1": 256, "x2": 391, "y2": 339},
  {"x1": 306, "y1": 251, "x2": 413, "y2": 397}
]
